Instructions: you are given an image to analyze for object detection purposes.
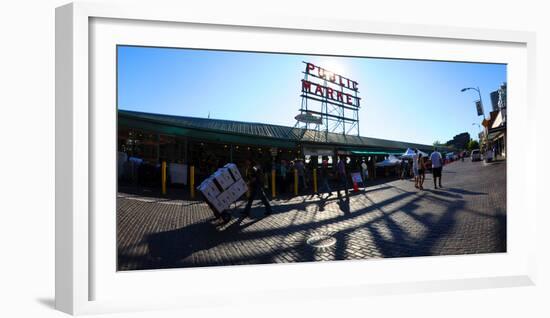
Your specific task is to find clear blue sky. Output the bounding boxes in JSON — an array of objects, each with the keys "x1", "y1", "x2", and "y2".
[{"x1": 117, "y1": 45, "x2": 506, "y2": 145}]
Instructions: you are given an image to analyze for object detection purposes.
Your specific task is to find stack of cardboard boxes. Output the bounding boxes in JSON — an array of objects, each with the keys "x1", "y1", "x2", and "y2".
[{"x1": 197, "y1": 163, "x2": 248, "y2": 214}]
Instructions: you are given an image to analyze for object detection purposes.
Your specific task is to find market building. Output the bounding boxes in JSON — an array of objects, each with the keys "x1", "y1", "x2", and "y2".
[
  {"x1": 481, "y1": 82, "x2": 507, "y2": 159},
  {"x1": 485, "y1": 110, "x2": 506, "y2": 159},
  {"x1": 117, "y1": 109, "x2": 448, "y2": 195}
]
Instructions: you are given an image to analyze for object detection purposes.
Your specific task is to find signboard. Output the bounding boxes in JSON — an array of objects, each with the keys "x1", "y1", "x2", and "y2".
[
  {"x1": 303, "y1": 147, "x2": 334, "y2": 156},
  {"x1": 336, "y1": 150, "x2": 352, "y2": 155},
  {"x1": 295, "y1": 112, "x2": 323, "y2": 125},
  {"x1": 476, "y1": 100, "x2": 484, "y2": 116},
  {"x1": 296, "y1": 61, "x2": 362, "y2": 136},
  {"x1": 350, "y1": 172, "x2": 363, "y2": 184},
  {"x1": 301, "y1": 62, "x2": 361, "y2": 108},
  {"x1": 305, "y1": 62, "x2": 358, "y2": 91}
]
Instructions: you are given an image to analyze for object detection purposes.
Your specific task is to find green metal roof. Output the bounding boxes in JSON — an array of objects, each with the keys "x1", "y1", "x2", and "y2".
[{"x1": 118, "y1": 110, "x2": 442, "y2": 153}]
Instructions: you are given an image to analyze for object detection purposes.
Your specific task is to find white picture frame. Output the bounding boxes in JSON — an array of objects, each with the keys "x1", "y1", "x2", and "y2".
[{"x1": 55, "y1": 1, "x2": 537, "y2": 315}]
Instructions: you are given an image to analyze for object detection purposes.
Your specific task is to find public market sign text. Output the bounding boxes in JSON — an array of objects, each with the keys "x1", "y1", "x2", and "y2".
[{"x1": 301, "y1": 62, "x2": 360, "y2": 108}]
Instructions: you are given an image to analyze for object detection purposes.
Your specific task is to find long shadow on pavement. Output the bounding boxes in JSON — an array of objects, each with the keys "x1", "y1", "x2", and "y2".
[
  {"x1": 118, "y1": 180, "x2": 504, "y2": 269},
  {"x1": 118, "y1": 190, "x2": 418, "y2": 269},
  {"x1": 445, "y1": 187, "x2": 487, "y2": 196}
]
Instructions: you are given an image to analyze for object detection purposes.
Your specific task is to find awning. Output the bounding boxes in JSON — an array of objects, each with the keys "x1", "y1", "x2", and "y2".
[
  {"x1": 487, "y1": 125, "x2": 506, "y2": 141},
  {"x1": 350, "y1": 149, "x2": 404, "y2": 155},
  {"x1": 487, "y1": 130, "x2": 505, "y2": 140}
]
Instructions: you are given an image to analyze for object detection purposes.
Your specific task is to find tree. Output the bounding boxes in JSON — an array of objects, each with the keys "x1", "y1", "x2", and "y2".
[
  {"x1": 466, "y1": 139, "x2": 480, "y2": 151},
  {"x1": 433, "y1": 140, "x2": 444, "y2": 147}
]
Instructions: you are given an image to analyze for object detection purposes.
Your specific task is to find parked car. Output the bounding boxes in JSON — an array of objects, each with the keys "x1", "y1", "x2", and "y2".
[
  {"x1": 471, "y1": 149, "x2": 481, "y2": 161},
  {"x1": 446, "y1": 152, "x2": 459, "y2": 161}
]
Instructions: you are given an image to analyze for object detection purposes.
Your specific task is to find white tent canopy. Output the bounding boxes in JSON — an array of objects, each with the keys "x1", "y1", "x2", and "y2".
[
  {"x1": 375, "y1": 155, "x2": 401, "y2": 167},
  {"x1": 402, "y1": 148, "x2": 415, "y2": 158},
  {"x1": 402, "y1": 148, "x2": 428, "y2": 158}
]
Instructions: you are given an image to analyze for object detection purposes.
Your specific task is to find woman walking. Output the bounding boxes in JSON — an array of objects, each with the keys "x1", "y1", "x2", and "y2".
[{"x1": 417, "y1": 153, "x2": 426, "y2": 190}]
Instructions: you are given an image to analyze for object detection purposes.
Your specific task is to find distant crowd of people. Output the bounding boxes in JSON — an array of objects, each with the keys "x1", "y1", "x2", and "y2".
[
  {"x1": 242, "y1": 155, "x2": 357, "y2": 216},
  {"x1": 205, "y1": 148, "x2": 449, "y2": 221},
  {"x1": 267, "y1": 156, "x2": 374, "y2": 197},
  {"x1": 120, "y1": 145, "x2": 451, "y2": 215},
  {"x1": 120, "y1": 147, "x2": 454, "y2": 225}
]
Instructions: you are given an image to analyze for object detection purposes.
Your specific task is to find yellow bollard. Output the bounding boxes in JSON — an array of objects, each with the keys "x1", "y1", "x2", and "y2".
[
  {"x1": 190, "y1": 165, "x2": 195, "y2": 199},
  {"x1": 161, "y1": 161, "x2": 167, "y2": 195},
  {"x1": 313, "y1": 168, "x2": 318, "y2": 194},
  {"x1": 271, "y1": 169, "x2": 276, "y2": 198},
  {"x1": 294, "y1": 168, "x2": 298, "y2": 196}
]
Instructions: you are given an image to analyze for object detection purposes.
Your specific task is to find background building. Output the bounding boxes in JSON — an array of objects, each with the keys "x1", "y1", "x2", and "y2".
[
  {"x1": 446, "y1": 132, "x2": 471, "y2": 150},
  {"x1": 490, "y1": 90, "x2": 500, "y2": 112},
  {"x1": 498, "y1": 82, "x2": 507, "y2": 123},
  {"x1": 481, "y1": 82, "x2": 507, "y2": 159}
]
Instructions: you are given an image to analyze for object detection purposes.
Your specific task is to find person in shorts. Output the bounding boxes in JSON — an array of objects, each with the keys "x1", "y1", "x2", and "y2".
[
  {"x1": 417, "y1": 153, "x2": 426, "y2": 190},
  {"x1": 430, "y1": 147, "x2": 444, "y2": 189}
]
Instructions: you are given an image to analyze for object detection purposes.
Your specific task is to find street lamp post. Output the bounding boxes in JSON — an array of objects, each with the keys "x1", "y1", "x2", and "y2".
[
  {"x1": 461, "y1": 86, "x2": 485, "y2": 119},
  {"x1": 472, "y1": 122, "x2": 482, "y2": 135},
  {"x1": 471, "y1": 122, "x2": 482, "y2": 146},
  {"x1": 462, "y1": 87, "x2": 488, "y2": 152}
]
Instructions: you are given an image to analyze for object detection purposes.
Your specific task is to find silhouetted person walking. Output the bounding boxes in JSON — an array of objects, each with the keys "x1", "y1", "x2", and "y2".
[
  {"x1": 242, "y1": 160, "x2": 272, "y2": 217},
  {"x1": 336, "y1": 156, "x2": 349, "y2": 198},
  {"x1": 319, "y1": 158, "x2": 333, "y2": 198}
]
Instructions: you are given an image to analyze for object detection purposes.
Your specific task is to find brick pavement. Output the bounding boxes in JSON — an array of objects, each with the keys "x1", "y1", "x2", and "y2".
[{"x1": 117, "y1": 160, "x2": 506, "y2": 270}]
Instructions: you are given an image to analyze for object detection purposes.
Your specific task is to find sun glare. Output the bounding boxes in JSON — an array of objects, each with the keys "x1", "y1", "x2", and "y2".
[{"x1": 317, "y1": 59, "x2": 349, "y2": 77}]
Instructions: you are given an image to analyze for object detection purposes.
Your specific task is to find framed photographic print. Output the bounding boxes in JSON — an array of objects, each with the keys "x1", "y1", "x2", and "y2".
[{"x1": 56, "y1": 1, "x2": 537, "y2": 315}]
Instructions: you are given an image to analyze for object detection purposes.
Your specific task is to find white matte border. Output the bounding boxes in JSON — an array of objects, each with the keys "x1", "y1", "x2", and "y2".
[
  {"x1": 56, "y1": 2, "x2": 537, "y2": 315},
  {"x1": 91, "y1": 16, "x2": 530, "y2": 304}
]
